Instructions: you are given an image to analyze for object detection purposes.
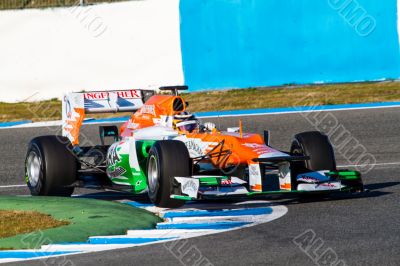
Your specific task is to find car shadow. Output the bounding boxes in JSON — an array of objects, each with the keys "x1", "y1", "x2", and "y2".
[
  {"x1": 364, "y1": 181, "x2": 400, "y2": 191},
  {"x1": 74, "y1": 191, "x2": 150, "y2": 202},
  {"x1": 272, "y1": 181, "x2": 399, "y2": 206}
]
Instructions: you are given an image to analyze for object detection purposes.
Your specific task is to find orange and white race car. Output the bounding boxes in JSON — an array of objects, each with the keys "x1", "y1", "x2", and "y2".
[{"x1": 25, "y1": 86, "x2": 364, "y2": 208}]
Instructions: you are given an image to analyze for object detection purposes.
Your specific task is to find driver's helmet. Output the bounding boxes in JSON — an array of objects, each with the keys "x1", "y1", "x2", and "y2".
[{"x1": 173, "y1": 111, "x2": 199, "y2": 133}]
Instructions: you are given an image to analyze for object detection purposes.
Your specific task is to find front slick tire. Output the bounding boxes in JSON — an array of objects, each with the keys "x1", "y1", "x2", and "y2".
[
  {"x1": 25, "y1": 136, "x2": 77, "y2": 197},
  {"x1": 290, "y1": 131, "x2": 336, "y2": 188},
  {"x1": 147, "y1": 140, "x2": 190, "y2": 208}
]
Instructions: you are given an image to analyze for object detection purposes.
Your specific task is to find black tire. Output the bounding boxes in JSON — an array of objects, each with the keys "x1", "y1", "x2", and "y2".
[
  {"x1": 146, "y1": 140, "x2": 191, "y2": 208},
  {"x1": 290, "y1": 131, "x2": 336, "y2": 189},
  {"x1": 25, "y1": 136, "x2": 77, "y2": 196}
]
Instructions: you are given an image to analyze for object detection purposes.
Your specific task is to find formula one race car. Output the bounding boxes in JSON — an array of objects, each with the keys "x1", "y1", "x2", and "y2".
[{"x1": 25, "y1": 86, "x2": 364, "y2": 208}]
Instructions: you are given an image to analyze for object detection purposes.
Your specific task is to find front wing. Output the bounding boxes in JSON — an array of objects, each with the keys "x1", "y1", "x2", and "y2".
[{"x1": 170, "y1": 170, "x2": 364, "y2": 201}]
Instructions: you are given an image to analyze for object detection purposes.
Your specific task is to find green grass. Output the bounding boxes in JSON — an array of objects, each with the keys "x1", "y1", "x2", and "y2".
[
  {"x1": 183, "y1": 81, "x2": 400, "y2": 112},
  {"x1": 0, "y1": 196, "x2": 162, "y2": 249},
  {"x1": 0, "y1": 99, "x2": 61, "y2": 123},
  {"x1": 1, "y1": 81, "x2": 400, "y2": 123}
]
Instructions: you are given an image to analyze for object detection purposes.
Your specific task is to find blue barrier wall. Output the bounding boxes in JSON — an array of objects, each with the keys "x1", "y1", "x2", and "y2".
[{"x1": 180, "y1": 0, "x2": 400, "y2": 91}]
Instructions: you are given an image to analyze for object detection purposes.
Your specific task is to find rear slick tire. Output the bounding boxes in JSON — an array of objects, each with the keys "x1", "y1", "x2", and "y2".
[{"x1": 26, "y1": 136, "x2": 77, "y2": 197}]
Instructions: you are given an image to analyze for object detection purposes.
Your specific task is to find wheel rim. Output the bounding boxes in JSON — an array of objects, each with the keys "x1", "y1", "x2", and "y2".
[
  {"x1": 27, "y1": 151, "x2": 41, "y2": 187},
  {"x1": 147, "y1": 155, "x2": 158, "y2": 194}
]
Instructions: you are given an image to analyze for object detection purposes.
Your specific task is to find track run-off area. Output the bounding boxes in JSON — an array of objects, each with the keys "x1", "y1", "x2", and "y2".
[{"x1": 0, "y1": 105, "x2": 399, "y2": 265}]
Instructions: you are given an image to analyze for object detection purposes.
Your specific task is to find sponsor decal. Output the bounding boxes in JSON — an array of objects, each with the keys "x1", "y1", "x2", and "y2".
[
  {"x1": 107, "y1": 166, "x2": 127, "y2": 178},
  {"x1": 297, "y1": 176, "x2": 320, "y2": 183},
  {"x1": 297, "y1": 171, "x2": 330, "y2": 183},
  {"x1": 84, "y1": 92, "x2": 109, "y2": 100},
  {"x1": 185, "y1": 139, "x2": 204, "y2": 157},
  {"x1": 64, "y1": 95, "x2": 72, "y2": 119},
  {"x1": 242, "y1": 143, "x2": 275, "y2": 155},
  {"x1": 249, "y1": 164, "x2": 262, "y2": 192},
  {"x1": 175, "y1": 177, "x2": 200, "y2": 198},
  {"x1": 127, "y1": 121, "x2": 140, "y2": 129},
  {"x1": 279, "y1": 163, "x2": 291, "y2": 190},
  {"x1": 297, "y1": 181, "x2": 342, "y2": 191},
  {"x1": 84, "y1": 90, "x2": 141, "y2": 100},
  {"x1": 182, "y1": 180, "x2": 197, "y2": 193},
  {"x1": 221, "y1": 179, "x2": 233, "y2": 186},
  {"x1": 319, "y1": 183, "x2": 338, "y2": 188},
  {"x1": 249, "y1": 166, "x2": 260, "y2": 177},
  {"x1": 141, "y1": 104, "x2": 156, "y2": 115},
  {"x1": 107, "y1": 144, "x2": 121, "y2": 166}
]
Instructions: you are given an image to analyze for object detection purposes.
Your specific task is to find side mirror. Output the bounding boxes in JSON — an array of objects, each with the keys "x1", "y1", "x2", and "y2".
[{"x1": 264, "y1": 130, "x2": 270, "y2": 146}]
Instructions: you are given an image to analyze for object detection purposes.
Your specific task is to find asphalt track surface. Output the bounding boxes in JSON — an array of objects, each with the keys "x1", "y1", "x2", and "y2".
[{"x1": 1, "y1": 108, "x2": 399, "y2": 265}]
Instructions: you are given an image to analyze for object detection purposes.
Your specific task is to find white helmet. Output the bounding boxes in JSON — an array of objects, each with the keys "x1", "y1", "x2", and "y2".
[{"x1": 174, "y1": 112, "x2": 199, "y2": 132}]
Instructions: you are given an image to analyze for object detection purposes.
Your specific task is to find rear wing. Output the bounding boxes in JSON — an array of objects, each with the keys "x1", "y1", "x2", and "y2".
[{"x1": 62, "y1": 90, "x2": 149, "y2": 145}]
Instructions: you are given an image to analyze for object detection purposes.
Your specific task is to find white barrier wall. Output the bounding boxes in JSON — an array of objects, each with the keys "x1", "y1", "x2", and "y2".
[{"x1": 0, "y1": 0, "x2": 183, "y2": 102}]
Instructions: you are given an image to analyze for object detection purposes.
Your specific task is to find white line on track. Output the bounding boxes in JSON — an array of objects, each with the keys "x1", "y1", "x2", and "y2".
[
  {"x1": 338, "y1": 162, "x2": 400, "y2": 168},
  {"x1": 0, "y1": 184, "x2": 26, "y2": 188},
  {"x1": 198, "y1": 105, "x2": 400, "y2": 119}
]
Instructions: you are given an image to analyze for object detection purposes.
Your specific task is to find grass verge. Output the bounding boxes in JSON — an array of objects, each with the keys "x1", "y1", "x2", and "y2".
[
  {"x1": 1, "y1": 81, "x2": 399, "y2": 123},
  {"x1": 0, "y1": 0, "x2": 128, "y2": 10},
  {"x1": 0, "y1": 210, "x2": 69, "y2": 239},
  {"x1": 0, "y1": 196, "x2": 162, "y2": 250},
  {"x1": 183, "y1": 81, "x2": 400, "y2": 112}
]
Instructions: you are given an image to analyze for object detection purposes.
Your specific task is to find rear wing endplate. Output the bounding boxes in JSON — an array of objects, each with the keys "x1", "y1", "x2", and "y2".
[{"x1": 62, "y1": 90, "x2": 147, "y2": 145}]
